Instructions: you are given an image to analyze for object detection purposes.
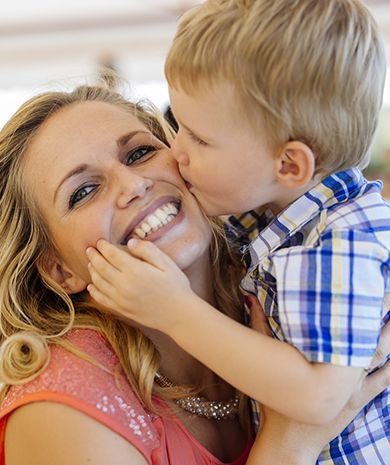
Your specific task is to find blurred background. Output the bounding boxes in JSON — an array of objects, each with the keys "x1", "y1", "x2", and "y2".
[{"x1": 1, "y1": 0, "x2": 390, "y2": 194}]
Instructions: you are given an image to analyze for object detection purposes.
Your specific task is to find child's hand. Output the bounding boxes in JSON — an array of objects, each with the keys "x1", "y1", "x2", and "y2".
[{"x1": 86, "y1": 239, "x2": 194, "y2": 331}]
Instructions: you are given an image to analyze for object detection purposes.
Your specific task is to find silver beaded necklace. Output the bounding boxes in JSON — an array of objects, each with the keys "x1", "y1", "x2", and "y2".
[{"x1": 155, "y1": 372, "x2": 239, "y2": 421}]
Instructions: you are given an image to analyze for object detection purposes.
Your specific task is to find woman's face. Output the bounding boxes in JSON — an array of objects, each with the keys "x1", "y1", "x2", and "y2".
[{"x1": 23, "y1": 100, "x2": 212, "y2": 292}]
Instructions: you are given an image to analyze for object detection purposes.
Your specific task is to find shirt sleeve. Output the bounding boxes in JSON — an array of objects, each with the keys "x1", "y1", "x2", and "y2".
[{"x1": 269, "y1": 228, "x2": 389, "y2": 367}]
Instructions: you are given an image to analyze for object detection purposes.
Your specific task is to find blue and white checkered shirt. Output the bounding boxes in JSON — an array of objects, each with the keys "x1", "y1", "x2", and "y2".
[{"x1": 225, "y1": 168, "x2": 390, "y2": 464}]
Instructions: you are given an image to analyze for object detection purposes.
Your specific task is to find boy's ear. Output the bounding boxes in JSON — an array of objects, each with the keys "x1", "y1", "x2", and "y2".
[
  {"x1": 45, "y1": 258, "x2": 87, "y2": 295},
  {"x1": 275, "y1": 141, "x2": 315, "y2": 188}
]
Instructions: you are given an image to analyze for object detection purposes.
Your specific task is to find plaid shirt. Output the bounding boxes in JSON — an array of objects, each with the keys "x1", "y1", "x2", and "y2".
[{"x1": 225, "y1": 168, "x2": 390, "y2": 464}]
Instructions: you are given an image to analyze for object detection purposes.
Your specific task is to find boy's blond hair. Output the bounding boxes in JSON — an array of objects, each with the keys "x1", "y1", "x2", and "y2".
[{"x1": 165, "y1": 0, "x2": 386, "y2": 174}]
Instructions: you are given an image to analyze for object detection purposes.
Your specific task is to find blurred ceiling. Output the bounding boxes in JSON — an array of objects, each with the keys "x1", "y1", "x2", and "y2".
[
  {"x1": 0, "y1": 0, "x2": 201, "y2": 88},
  {"x1": 0, "y1": 0, "x2": 389, "y2": 90}
]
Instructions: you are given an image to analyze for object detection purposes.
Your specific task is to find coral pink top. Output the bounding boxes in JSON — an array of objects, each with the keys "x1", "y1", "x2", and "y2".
[{"x1": 0, "y1": 329, "x2": 250, "y2": 465}]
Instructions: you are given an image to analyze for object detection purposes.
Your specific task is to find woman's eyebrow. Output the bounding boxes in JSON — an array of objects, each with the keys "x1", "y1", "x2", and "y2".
[
  {"x1": 53, "y1": 164, "x2": 89, "y2": 205},
  {"x1": 117, "y1": 130, "x2": 150, "y2": 147},
  {"x1": 53, "y1": 130, "x2": 151, "y2": 205}
]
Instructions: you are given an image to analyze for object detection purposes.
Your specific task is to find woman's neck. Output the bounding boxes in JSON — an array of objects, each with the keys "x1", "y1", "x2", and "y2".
[
  {"x1": 184, "y1": 250, "x2": 216, "y2": 306},
  {"x1": 142, "y1": 251, "x2": 221, "y2": 390}
]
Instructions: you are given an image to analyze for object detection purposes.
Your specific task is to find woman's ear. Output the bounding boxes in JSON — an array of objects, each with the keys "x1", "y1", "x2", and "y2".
[
  {"x1": 46, "y1": 259, "x2": 87, "y2": 294},
  {"x1": 275, "y1": 141, "x2": 315, "y2": 188}
]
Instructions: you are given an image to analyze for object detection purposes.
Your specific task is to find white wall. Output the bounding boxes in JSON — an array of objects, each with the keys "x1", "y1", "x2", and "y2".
[{"x1": 1, "y1": 0, "x2": 390, "y2": 127}]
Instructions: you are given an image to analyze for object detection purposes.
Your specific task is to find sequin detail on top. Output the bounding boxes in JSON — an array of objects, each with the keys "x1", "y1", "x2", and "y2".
[{"x1": 1, "y1": 329, "x2": 159, "y2": 452}]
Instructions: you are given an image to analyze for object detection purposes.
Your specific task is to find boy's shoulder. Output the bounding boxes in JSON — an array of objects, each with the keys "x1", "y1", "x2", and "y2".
[
  {"x1": 295, "y1": 178, "x2": 390, "y2": 257},
  {"x1": 324, "y1": 179, "x2": 390, "y2": 232},
  {"x1": 224, "y1": 171, "x2": 390, "y2": 255}
]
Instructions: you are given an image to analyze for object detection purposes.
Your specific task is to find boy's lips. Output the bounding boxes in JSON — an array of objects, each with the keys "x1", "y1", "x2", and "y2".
[{"x1": 178, "y1": 169, "x2": 193, "y2": 190}]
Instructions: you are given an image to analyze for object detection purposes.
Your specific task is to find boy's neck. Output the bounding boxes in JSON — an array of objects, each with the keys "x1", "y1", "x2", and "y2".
[{"x1": 268, "y1": 174, "x2": 323, "y2": 216}]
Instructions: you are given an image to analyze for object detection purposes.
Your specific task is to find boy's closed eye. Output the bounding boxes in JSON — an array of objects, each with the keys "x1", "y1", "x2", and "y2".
[{"x1": 187, "y1": 131, "x2": 208, "y2": 146}]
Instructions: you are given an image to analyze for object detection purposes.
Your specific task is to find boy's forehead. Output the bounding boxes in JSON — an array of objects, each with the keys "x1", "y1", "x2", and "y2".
[
  {"x1": 169, "y1": 82, "x2": 238, "y2": 115},
  {"x1": 168, "y1": 83, "x2": 264, "y2": 143},
  {"x1": 169, "y1": 82, "x2": 258, "y2": 128}
]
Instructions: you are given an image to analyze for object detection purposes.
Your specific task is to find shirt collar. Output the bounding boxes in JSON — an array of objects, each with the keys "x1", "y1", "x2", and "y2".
[{"x1": 248, "y1": 168, "x2": 366, "y2": 265}]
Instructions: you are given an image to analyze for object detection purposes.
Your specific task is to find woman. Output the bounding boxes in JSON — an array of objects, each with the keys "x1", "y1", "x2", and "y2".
[{"x1": 0, "y1": 85, "x2": 388, "y2": 465}]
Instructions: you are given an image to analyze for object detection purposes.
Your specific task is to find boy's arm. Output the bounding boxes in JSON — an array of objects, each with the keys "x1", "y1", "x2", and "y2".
[
  {"x1": 163, "y1": 292, "x2": 364, "y2": 424},
  {"x1": 86, "y1": 240, "x2": 362, "y2": 424},
  {"x1": 86, "y1": 237, "x2": 376, "y2": 424}
]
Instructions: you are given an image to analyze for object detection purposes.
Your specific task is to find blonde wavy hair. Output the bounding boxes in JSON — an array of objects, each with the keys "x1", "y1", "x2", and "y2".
[
  {"x1": 0, "y1": 85, "x2": 244, "y2": 414},
  {"x1": 165, "y1": 0, "x2": 386, "y2": 175}
]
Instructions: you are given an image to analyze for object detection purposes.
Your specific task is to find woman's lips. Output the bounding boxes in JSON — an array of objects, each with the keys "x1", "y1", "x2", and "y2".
[
  {"x1": 120, "y1": 200, "x2": 183, "y2": 244},
  {"x1": 120, "y1": 196, "x2": 180, "y2": 245}
]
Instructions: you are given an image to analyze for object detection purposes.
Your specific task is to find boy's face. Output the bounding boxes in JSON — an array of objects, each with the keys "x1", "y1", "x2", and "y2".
[{"x1": 169, "y1": 83, "x2": 280, "y2": 216}]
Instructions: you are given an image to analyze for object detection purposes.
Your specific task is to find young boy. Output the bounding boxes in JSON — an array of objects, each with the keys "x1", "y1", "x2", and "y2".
[{"x1": 87, "y1": 0, "x2": 390, "y2": 462}]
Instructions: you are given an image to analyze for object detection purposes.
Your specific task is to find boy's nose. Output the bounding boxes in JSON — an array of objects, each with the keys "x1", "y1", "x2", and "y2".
[{"x1": 171, "y1": 134, "x2": 190, "y2": 167}]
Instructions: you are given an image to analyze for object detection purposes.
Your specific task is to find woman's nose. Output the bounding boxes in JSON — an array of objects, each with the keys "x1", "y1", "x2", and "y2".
[
  {"x1": 116, "y1": 169, "x2": 153, "y2": 208},
  {"x1": 171, "y1": 132, "x2": 190, "y2": 167}
]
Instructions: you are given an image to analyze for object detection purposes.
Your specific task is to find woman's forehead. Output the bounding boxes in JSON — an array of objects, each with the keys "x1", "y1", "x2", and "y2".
[
  {"x1": 26, "y1": 101, "x2": 147, "y2": 162},
  {"x1": 23, "y1": 101, "x2": 149, "y2": 201},
  {"x1": 41, "y1": 101, "x2": 146, "y2": 137}
]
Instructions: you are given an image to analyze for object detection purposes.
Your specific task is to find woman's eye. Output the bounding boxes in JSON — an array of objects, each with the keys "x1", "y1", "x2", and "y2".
[
  {"x1": 125, "y1": 145, "x2": 157, "y2": 165},
  {"x1": 68, "y1": 185, "x2": 97, "y2": 209}
]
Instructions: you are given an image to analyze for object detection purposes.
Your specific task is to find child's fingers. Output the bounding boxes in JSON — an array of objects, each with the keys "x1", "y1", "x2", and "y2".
[
  {"x1": 369, "y1": 320, "x2": 390, "y2": 370},
  {"x1": 87, "y1": 283, "x2": 115, "y2": 310},
  {"x1": 127, "y1": 239, "x2": 177, "y2": 271},
  {"x1": 368, "y1": 361, "x2": 390, "y2": 396},
  {"x1": 348, "y1": 361, "x2": 390, "y2": 411},
  {"x1": 87, "y1": 246, "x2": 122, "y2": 283},
  {"x1": 94, "y1": 240, "x2": 138, "y2": 270},
  {"x1": 88, "y1": 263, "x2": 118, "y2": 297}
]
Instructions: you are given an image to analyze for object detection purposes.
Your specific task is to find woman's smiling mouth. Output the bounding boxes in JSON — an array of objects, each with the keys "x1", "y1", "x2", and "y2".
[
  {"x1": 133, "y1": 201, "x2": 180, "y2": 239},
  {"x1": 121, "y1": 200, "x2": 181, "y2": 243}
]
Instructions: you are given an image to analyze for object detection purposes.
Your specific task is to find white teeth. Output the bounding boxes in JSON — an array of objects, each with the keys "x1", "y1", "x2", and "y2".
[
  {"x1": 155, "y1": 208, "x2": 168, "y2": 223},
  {"x1": 169, "y1": 204, "x2": 178, "y2": 215},
  {"x1": 131, "y1": 202, "x2": 179, "y2": 240},
  {"x1": 134, "y1": 228, "x2": 146, "y2": 239},
  {"x1": 141, "y1": 223, "x2": 151, "y2": 233},
  {"x1": 162, "y1": 205, "x2": 171, "y2": 215},
  {"x1": 147, "y1": 214, "x2": 160, "y2": 229}
]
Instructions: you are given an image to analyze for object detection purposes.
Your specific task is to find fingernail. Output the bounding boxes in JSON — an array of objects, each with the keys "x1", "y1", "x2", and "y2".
[
  {"x1": 244, "y1": 296, "x2": 253, "y2": 309},
  {"x1": 127, "y1": 238, "x2": 138, "y2": 248},
  {"x1": 86, "y1": 247, "x2": 92, "y2": 256}
]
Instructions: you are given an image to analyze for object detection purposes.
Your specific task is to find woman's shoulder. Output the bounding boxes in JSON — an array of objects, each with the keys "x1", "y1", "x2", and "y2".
[
  {"x1": 4, "y1": 400, "x2": 150, "y2": 465},
  {"x1": 0, "y1": 328, "x2": 160, "y2": 458},
  {"x1": 1, "y1": 329, "x2": 250, "y2": 465}
]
